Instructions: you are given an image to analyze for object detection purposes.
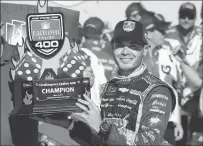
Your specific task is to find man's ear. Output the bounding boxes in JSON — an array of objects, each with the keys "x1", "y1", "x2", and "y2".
[{"x1": 143, "y1": 44, "x2": 150, "y2": 56}]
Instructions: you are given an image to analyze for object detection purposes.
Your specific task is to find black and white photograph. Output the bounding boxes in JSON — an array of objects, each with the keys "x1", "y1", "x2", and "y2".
[{"x1": 1, "y1": 0, "x2": 203, "y2": 145}]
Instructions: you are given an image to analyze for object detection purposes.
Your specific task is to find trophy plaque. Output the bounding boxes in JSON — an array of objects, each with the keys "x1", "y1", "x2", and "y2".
[
  {"x1": 10, "y1": 78, "x2": 90, "y2": 116},
  {"x1": 10, "y1": 7, "x2": 91, "y2": 117}
]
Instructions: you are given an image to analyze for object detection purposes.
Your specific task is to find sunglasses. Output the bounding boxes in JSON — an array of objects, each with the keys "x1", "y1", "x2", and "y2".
[
  {"x1": 148, "y1": 28, "x2": 166, "y2": 35},
  {"x1": 179, "y1": 13, "x2": 195, "y2": 20},
  {"x1": 113, "y1": 41, "x2": 144, "y2": 51}
]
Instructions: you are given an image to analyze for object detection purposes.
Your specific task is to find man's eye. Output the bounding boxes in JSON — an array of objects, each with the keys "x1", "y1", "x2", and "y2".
[{"x1": 129, "y1": 45, "x2": 138, "y2": 49}]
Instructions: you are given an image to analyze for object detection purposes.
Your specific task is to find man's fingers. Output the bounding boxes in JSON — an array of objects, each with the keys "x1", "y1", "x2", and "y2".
[
  {"x1": 76, "y1": 102, "x2": 89, "y2": 113},
  {"x1": 77, "y1": 98, "x2": 93, "y2": 110},
  {"x1": 83, "y1": 92, "x2": 91, "y2": 100},
  {"x1": 70, "y1": 113, "x2": 87, "y2": 123},
  {"x1": 83, "y1": 94, "x2": 98, "y2": 110}
]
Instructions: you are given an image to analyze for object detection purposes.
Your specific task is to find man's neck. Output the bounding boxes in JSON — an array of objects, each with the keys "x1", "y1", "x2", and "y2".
[{"x1": 117, "y1": 64, "x2": 144, "y2": 77}]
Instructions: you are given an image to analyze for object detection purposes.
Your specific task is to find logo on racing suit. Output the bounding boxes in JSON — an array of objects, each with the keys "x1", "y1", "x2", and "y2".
[
  {"x1": 152, "y1": 100, "x2": 166, "y2": 107},
  {"x1": 151, "y1": 94, "x2": 168, "y2": 100},
  {"x1": 149, "y1": 116, "x2": 161, "y2": 126},
  {"x1": 104, "y1": 116, "x2": 135, "y2": 145},
  {"x1": 118, "y1": 88, "x2": 129, "y2": 93},
  {"x1": 129, "y1": 89, "x2": 141, "y2": 96},
  {"x1": 141, "y1": 134, "x2": 149, "y2": 143},
  {"x1": 106, "y1": 86, "x2": 117, "y2": 95},
  {"x1": 154, "y1": 128, "x2": 160, "y2": 134},
  {"x1": 145, "y1": 131, "x2": 156, "y2": 141},
  {"x1": 150, "y1": 108, "x2": 165, "y2": 114}
]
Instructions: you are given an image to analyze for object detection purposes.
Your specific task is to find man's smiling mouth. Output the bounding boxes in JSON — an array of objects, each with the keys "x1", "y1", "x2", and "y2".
[{"x1": 119, "y1": 57, "x2": 133, "y2": 62}]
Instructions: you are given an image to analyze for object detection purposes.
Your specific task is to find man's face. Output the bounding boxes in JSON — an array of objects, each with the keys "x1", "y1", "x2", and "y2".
[
  {"x1": 147, "y1": 29, "x2": 165, "y2": 46},
  {"x1": 179, "y1": 11, "x2": 196, "y2": 30},
  {"x1": 112, "y1": 41, "x2": 146, "y2": 71},
  {"x1": 129, "y1": 11, "x2": 142, "y2": 21}
]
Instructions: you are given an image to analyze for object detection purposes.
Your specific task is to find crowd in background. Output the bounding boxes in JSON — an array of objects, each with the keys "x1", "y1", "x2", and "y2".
[{"x1": 75, "y1": 1, "x2": 203, "y2": 146}]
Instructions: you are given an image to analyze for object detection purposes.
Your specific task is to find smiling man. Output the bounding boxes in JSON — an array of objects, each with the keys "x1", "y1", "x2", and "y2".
[
  {"x1": 34, "y1": 20, "x2": 177, "y2": 145},
  {"x1": 69, "y1": 20, "x2": 178, "y2": 146}
]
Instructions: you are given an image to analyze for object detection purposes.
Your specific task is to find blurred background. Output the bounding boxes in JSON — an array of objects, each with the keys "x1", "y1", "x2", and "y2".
[{"x1": 2, "y1": 1, "x2": 202, "y2": 28}]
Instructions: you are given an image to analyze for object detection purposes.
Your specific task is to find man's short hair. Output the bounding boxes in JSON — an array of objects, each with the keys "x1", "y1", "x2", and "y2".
[{"x1": 125, "y1": 2, "x2": 146, "y2": 19}]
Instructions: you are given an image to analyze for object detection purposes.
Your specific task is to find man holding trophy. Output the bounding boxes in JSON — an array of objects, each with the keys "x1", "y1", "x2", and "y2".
[{"x1": 35, "y1": 19, "x2": 178, "y2": 145}]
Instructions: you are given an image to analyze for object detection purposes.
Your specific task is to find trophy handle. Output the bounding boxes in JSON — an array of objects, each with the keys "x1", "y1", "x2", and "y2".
[{"x1": 37, "y1": 0, "x2": 48, "y2": 13}]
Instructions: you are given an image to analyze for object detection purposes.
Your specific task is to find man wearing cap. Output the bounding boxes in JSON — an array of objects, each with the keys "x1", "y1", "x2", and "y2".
[
  {"x1": 81, "y1": 17, "x2": 117, "y2": 81},
  {"x1": 140, "y1": 12, "x2": 184, "y2": 145},
  {"x1": 164, "y1": 2, "x2": 202, "y2": 145},
  {"x1": 35, "y1": 20, "x2": 177, "y2": 145}
]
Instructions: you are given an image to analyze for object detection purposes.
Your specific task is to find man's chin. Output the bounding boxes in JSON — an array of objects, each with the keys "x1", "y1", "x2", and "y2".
[
  {"x1": 118, "y1": 65, "x2": 135, "y2": 71},
  {"x1": 181, "y1": 25, "x2": 193, "y2": 30}
]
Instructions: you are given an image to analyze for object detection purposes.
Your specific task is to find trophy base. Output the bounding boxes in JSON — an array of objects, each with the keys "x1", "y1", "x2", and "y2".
[{"x1": 10, "y1": 77, "x2": 90, "y2": 117}]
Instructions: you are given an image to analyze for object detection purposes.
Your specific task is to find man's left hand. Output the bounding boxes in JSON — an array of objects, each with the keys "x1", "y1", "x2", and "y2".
[
  {"x1": 71, "y1": 93, "x2": 102, "y2": 133},
  {"x1": 174, "y1": 122, "x2": 184, "y2": 141}
]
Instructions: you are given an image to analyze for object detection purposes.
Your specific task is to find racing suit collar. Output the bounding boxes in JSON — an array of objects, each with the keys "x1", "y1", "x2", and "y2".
[{"x1": 113, "y1": 63, "x2": 147, "y2": 79}]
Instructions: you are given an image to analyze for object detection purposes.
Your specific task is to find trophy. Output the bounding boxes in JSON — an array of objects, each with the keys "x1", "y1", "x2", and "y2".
[{"x1": 10, "y1": 0, "x2": 91, "y2": 116}]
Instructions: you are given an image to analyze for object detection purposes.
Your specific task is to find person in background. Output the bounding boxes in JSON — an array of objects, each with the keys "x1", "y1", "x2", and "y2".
[
  {"x1": 81, "y1": 17, "x2": 117, "y2": 81},
  {"x1": 72, "y1": 19, "x2": 108, "y2": 107},
  {"x1": 125, "y1": 2, "x2": 147, "y2": 21},
  {"x1": 140, "y1": 12, "x2": 183, "y2": 145},
  {"x1": 164, "y1": 2, "x2": 202, "y2": 145},
  {"x1": 75, "y1": 23, "x2": 84, "y2": 46},
  {"x1": 101, "y1": 24, "x2": 114, "y2": 46}
]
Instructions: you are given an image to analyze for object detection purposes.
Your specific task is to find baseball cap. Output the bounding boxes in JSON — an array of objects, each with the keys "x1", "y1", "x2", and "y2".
[
  {"x1": 83, "y1": 17, "x2": 104, "y2": 39},
  {"x1": 111, "y1": 20, "x2": 148, "y2": 46},
  {"x1": 140, "y1": 12, "x2": 171, "y2": 33},
  {"x1": 179, "y1": 2, "x2": 196, "y2": 18}
]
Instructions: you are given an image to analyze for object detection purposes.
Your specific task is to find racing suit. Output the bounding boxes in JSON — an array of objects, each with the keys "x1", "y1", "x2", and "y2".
[
  {"x1": 144, "y1": 45, "x2": 181, "y2": 145},
  {"x1": 70, "y1": 64, "x2": 177, "y2": 145},
  {"x1": 81, "y1": 38, "x2": 116, "y2": 81}
]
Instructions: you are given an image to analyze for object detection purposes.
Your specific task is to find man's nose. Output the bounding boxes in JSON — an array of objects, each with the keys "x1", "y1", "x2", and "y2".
[
  {"x1": 184, "y1": 17, "x2": 190, "y2": 21},
  {"x1": 121, "y1": 46, "x2": 129, "y2": 55}
]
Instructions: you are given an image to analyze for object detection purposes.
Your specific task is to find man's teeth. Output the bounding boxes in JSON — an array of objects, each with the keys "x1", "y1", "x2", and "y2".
[{"x1": 121, "y1": 58, "x2": 132, "y2": 61}]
